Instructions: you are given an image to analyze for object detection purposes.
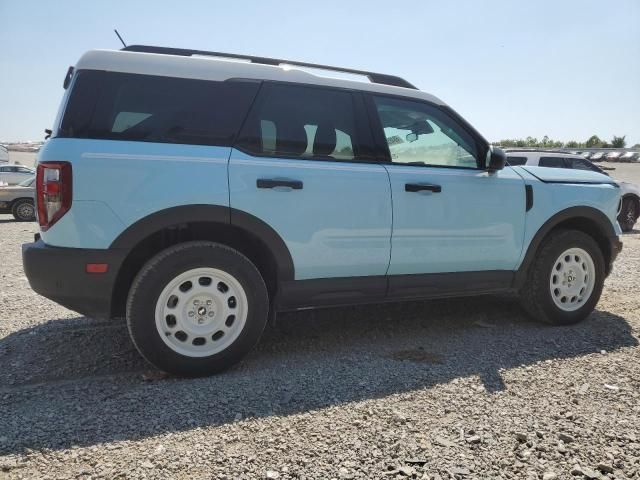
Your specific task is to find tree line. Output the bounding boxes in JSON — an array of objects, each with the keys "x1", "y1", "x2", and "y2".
[{"x1": 492, "y1": 135, "x2": 639, "y2": 149}]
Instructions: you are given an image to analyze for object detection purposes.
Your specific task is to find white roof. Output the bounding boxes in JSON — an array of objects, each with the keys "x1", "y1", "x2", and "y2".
[
  {"x1": 505, "y1": 151, "x2": 586, "y2": 160},
  {"x1": 75, "y1": 49, "x2": 446, "y2": 106}
]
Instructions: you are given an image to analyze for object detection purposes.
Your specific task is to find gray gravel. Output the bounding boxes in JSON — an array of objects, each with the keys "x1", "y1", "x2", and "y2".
[{"x1": 1, "y1": 215, "x2": 639, "y2": 480}]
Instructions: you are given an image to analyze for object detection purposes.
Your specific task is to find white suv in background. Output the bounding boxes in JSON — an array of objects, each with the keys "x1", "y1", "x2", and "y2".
[
  {"x1": 0, "y1": 164, "x2": 35, "y2": 185},
  {"x1": 506, "y1": 150, "x2": 640, "y2": 232},
  {"x1": 0, "y1": 145, "x2": 9, "y2": 163}
]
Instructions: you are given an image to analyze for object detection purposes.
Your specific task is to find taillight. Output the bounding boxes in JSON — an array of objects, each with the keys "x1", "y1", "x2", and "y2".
[{"x1": 36, "y1": 162, "x2": 72, "y2": 231}]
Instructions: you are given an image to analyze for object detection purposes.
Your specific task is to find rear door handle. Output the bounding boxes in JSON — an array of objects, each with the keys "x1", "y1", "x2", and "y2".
[
  {"x1": 257, "y1": 179, "x2": 303, "y2": 190},
  {"x1": 405, "y1": 183, "x2": 442, "y2": 193}
]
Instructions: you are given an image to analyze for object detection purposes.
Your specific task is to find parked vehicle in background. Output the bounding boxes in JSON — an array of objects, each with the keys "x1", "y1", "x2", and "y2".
[
  {"x1": 605, "y1": 151, "x2": 623, "y2": 162},
  {"x1": 0, "y1": 145, "x2": 9, "y2": 163},
  {"x1": 0, "y1": 176, "x2": 36, "y2": 221},
  {"x1": 618, "y1": 151, "x2": 639, "y2": 163},
  {"x1": 580, "y1": 151, "x2": 593, "y2": 159},
  {"x1": 22, "y1": 46, "x2": 623, "y2": 376},
  {"x1": 0, "y1": 164, "x2": 35, "y2": 185},
  {"x1": 505, "y1": 150, "x2": 640, "y2": 232},
  {"x1": 590, "y1": 152, "x2": 605, "y2": 162}
]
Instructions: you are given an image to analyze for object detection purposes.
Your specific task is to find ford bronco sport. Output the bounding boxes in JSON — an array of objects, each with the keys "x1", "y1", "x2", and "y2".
[{"x1": 22, "y1": 46, "x2": 623, "y2": 376}]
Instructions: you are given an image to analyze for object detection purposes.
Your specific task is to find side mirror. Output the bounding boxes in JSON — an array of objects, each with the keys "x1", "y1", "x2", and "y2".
[
  {"x1": 487, "y1": 147, "x2": 506, "y2": 172},
  {"x1": 406, "y1": 133, "x2": 418, "y2": 143}
]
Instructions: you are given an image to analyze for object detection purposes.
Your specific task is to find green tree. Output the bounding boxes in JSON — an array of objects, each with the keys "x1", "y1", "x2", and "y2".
[
  {"x1": 565, "y1": 140, "x2": 580, "y2": 148},
  {"x1": 585, "y1": 135, "x2": 603, "y2": 148},
  {"x1": 611, "y1": 135, "x2": 626, "y2": 148}
]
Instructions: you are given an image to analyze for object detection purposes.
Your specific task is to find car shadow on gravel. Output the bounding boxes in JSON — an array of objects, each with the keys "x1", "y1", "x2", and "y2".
[{"x1": 0, "y1": 295, "x2": 637, "y2": 454}]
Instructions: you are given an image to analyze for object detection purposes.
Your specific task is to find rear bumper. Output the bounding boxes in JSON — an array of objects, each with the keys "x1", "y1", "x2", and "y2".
[{"x1": 22, "y1": 236, "x2": 128, "y2": 318}]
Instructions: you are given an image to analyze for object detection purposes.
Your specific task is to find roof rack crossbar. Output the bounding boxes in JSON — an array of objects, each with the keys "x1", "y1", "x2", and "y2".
[{"x1": 121, "y1": 45, "x2": 417, "y2": 90}]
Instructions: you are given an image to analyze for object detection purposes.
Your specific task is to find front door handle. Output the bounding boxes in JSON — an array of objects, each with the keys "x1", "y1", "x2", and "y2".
[
  {"x1": 257, "y1": 179, "x2": 303, "y2": 190},
  {"x1": 405, "y1": 183, "x2": 442, "y2": 193}
]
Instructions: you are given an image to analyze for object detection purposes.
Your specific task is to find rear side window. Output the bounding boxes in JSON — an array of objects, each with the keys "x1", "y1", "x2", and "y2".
[
  {"x1": 235, "y1": 83, "x2": 359, "y2": 161},
  {"x1": 539, "y1": 157, "x2": 566, "y2": 168},
  {"x1": 506, "y1": 156, "x2": 527, "y2": 166},
  {"x1": 59, "y1": 71, "x2": 260, "y2": 147}
]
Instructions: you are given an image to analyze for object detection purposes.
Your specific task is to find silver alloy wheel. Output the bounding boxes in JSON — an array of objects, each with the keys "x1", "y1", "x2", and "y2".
[
  {"x1": 16, "y1": 202, "x2": 34, "y2": 220},
  {"x1": 154, "y1": 267, "x2": 248, "y2": 357},
  {"x1": 549, "y1": 247, "x2": 596, "y2": 312}
]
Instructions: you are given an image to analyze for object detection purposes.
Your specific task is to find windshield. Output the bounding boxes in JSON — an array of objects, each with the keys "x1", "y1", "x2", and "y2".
[{"x1": 18, "y1": 176, "x2": 35, "y2": 187}]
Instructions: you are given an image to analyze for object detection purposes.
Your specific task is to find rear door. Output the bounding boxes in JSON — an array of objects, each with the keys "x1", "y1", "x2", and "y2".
[
  {"x1": 367, "y1": 94, "x2": 526, "y2": 277},
  {"x1": 229, "y1": 82, "x2": 392, "y2": 282}
]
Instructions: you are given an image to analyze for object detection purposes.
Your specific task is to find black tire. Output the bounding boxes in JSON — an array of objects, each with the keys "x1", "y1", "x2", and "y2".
[
  {"x1": 618, "y1": 197, "x2": 638, "y2": 232},
  {"x1": 520, "y1": 229, "x2": 605, "y2": 325},
  {"x1": 11, "y1": 199, "x2": 35, "y2": 221},
  {"x1": 126, "y1": 241, "x2": 269, "y2": 376}
]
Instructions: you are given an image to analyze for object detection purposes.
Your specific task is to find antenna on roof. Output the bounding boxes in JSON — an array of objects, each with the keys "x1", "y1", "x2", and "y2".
[{"x1": 114, "y1": 29, "x2": 127, "y2": 48}]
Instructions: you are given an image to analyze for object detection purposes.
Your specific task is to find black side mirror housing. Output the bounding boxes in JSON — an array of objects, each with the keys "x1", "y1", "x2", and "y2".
[{"x1": 487, "y1": 147, "x2": 506, "y2": 172}]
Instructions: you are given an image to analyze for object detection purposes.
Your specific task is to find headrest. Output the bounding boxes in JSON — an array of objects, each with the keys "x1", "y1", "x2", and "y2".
[
  {"x1": 275, "y1": 123, "x2": 308, "y2": 156},
  {"x1": 313, "y1": 123, "x2": 337, "y2": 156}
]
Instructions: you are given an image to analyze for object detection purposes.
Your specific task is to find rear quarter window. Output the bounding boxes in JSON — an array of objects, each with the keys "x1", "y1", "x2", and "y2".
[
  {"x1": 59, "y1": 71, "x2": 260, "y2": 147},
  {"x1": 539, "y1": 157, "x2": 566, "y2": 168},
  {"x1": 506, "y1": 156, "x2": 527, "y2": 166}
]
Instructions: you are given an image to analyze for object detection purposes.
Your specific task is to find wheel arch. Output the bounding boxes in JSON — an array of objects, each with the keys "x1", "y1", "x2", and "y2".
[
  {"x1": 109, "y1": 205, "x2": 294, "y2": 318},
  {"x1": 514, "y1": 206, "x2": 617, "y2": 289},
  {"x1": 10, "y1": 197, "x2": 35, "y2": 207}
]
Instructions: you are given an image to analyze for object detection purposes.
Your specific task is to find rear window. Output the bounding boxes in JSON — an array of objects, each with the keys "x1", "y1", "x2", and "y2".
[
  {"x1": 59, "y1": 71, "x2": 260, "y2": 147},
  {"x1": 539, "y1": 157, "x2": 566, "y2": 168},
  {"x1": 506, "y1": 156, "x2": 527, "y2": 166}
]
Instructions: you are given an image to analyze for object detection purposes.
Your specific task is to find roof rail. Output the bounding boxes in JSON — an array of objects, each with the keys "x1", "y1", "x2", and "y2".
[
  {"x1": 121, "y1": 45, "x2": 418, "y2": 90},
  {"x1": 503, "y1": 149, "x2": 579, "y2": 154}
]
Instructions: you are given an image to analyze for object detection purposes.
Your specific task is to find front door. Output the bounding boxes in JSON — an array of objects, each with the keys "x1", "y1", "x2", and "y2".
[
  {"x1": 369, "y1": 94, "x2": 526, "y2": 278},
  {"x1": 229, "y1": 82, "x2": 392, "y2": 282}
]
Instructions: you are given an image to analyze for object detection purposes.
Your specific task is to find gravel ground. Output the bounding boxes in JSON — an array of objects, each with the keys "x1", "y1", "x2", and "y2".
[{"x1": 1, "y1": 217, "x2": 639, "y2": 480}]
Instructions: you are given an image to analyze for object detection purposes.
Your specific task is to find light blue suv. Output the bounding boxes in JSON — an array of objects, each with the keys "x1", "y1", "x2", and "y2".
[{"x1": 23, "y1": 46, "x2": 623, "y2": 376}]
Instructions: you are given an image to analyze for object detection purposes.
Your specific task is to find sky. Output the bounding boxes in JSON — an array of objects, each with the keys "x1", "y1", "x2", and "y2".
[{"x1": 1, "y1": 0, "x2": 639, "y2": 145}]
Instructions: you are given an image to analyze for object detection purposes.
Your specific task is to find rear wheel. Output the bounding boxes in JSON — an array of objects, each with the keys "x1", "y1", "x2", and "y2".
[
  {"x1": 618, "y1": 197, "x2": 638, "y2": 232},
  {"x1": 12, "y1": 199, "x2": 35, "y2": 221},
  {"x1": 520, "y1": 229, "x2": 605, "y2": 325},
  {"x1": 126, "y1": 241, "x2": 269, "y2": 376}
]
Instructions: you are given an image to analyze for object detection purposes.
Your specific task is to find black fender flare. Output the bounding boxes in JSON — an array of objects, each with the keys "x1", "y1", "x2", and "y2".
[
  {"x1": 514, "y1": 206, "x2": 617, "y2": 288},
  {"x1": 110, "y1": 204, "x2": 295, "y2": 282}
]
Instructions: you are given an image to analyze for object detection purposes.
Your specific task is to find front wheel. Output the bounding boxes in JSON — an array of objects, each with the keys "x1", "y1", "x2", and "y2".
[
  {"x1": 520, "y1": 229, "x2": 605, "y2": 325},
  {"x1": 12, "y1": 199, "x2": 35, "y2": 221},
  {"x1": 126, "y1": 241, "x2": 269, "y2": 376}
]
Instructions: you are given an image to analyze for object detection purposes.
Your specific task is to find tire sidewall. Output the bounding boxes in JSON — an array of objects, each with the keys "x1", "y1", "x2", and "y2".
[
  {"x1": 618, "y1": 197, "x2": 637, "y2": 232},
  {"x1": 536, "y1": 232, "x2": 605, "y2": 325},
  {"x1": 127, "y1": 243, "x2": 269, "y2": 376}
]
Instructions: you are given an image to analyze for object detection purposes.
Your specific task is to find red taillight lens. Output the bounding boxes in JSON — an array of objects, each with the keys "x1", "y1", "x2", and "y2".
[{"x1": 36, "y1": 162, "x2": 72, "y2": 231}]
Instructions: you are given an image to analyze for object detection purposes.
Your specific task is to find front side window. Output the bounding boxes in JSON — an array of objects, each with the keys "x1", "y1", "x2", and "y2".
[
  {"x1": 539, "y1": 157, "x2": 566, "y2": 168},
  {"x1": 372, "y1": 96, "x2": 479, "y2": 168},
  {"x1": 60, "y1": 71, "x2": 259, "y2": 147},
  {"x1": 236, "y1": 83, "x2": 358, "y2": 161}
]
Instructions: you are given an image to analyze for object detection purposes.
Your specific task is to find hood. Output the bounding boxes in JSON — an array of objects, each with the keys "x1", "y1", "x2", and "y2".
[
  {"x1": 619, "y1": 181, "x2": 640, "y2": 195},
  {"x1": 518, "y1": 166, "x2": 618, "y2": 186}
]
